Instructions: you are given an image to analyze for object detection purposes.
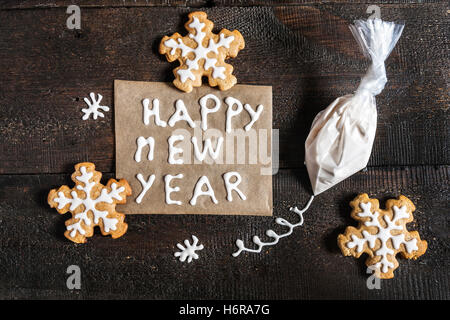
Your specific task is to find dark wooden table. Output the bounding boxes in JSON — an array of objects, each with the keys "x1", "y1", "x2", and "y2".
[{"x1": 0, "y1": 1, "x2": 448, "y2": 300}]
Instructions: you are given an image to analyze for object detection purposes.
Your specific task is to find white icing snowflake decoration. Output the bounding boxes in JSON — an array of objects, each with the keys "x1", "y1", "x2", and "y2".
[
  {"x1": 338, "y1": 194, "x2": 427, "y2": 279},
  {"x1": 48, "y1": 162, "x2": 131, "y2": 243},
  {"x1": 164, "y1": 17, "x2": 235, "y2": 84},
  {"x1": 81, "y1": 92, "x2": 109, "y2": 120},
  {"x1": 347, "y1": 202, "x2": 418, "y2": 274},
  {"x1": 159, "y1": 11, "x2": 245, "y2": 92},
  {"x1": 54, "y1": 166, "x2": 124, "y2": 237},
  {"x1": 174, "y1": 235, "x2": 204, "y2": 263}
]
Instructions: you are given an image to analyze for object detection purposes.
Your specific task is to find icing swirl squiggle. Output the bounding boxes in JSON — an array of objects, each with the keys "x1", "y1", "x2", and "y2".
[{"x1": 232, "y1": 196, "x2": 314, "y2": 257}]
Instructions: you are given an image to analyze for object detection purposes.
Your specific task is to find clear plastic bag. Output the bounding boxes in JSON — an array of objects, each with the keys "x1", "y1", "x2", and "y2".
[{"x1": 305, "y1": 19, "x2": 405, "y2": 195}]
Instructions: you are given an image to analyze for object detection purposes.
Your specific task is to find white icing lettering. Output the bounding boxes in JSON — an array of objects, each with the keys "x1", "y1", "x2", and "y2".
[
  {"x1": 199, "y1": 94, "x2": 221, "y2": 131},
  {"x1": 164, "y1": 174, "x2": 183, "y2": 205},
  {"x1": 143, "y1": 98, "x2": 167, "y2": 127},
  {"x1": 134, "y1": 136, "x2": 155, "y2": 162},
  {"x1": 223, "y1": 171, "x2": 246, "y2": 201},
  {"x1": 244, "y1": 103, "x2": 264, "y2": 131},
  {"x1": 168, "y1": 135, "x2": 185, "y2": 164},
  {"x1": 225, "y1": 97, "x2": 243, "y2": 133},
  {"x1": 136, "y1": 173, "x2": 155, "y2": 204},
  {"x1": 168, "y1": 99, "x2": 196, "y2": 128},
  {"x1": 191, "y1": 136, "x2": 223, "y2": 162},
  {"x1": 190, "y1": 176, "x2": 218, "y2": 205}
]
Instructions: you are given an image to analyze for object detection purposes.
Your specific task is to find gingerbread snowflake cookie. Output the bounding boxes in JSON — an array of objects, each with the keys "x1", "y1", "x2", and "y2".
[
  {"x1": 338, "y1": 194, "x2": 427, "y2": 279},
  {"x1": 159, "y1": 11, "x2": 245, "y2": 93},
  {"x1": 48, "y1": 162, "x2": 132, "y2": 243}
]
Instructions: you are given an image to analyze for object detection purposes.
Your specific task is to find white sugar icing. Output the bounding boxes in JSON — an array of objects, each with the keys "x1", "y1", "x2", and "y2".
[
  {"x1": 135, "y1": 136, "x2": 155, "y2": 162},
  {"x1": 136, "y1": 173, "x2": 155, "y2": 204},
  {"x1": 190, "y1": 176, "x2": 218, "y2": 205},
  {"x1": 232, "y1": 196, "x2": 314, "y2": 257},
  {"x1": 168, "y1": 99, "x2": 196, "y2": 128},
  {"x1": 164, "y1": 16, "x2": 235, "y2": 83},
  {"x1": 81, "y1": 93, "x2": 110, "y2": 120},
  {"x1": 191, "y1": 136, "x2": 223, "y2": 162},
  {"x1": 243, "y1": 103, "x2": 264, "y2": 131},
  {"x1": 346, "y1": 202, "x2": 419, "y2": 274},
  {"x1": 305, "y1": 19, "x2": 404, "y2": 195},
  {"x1": 223, "y1": 171, "x2": 246, "y2": 201},
  {"x1": 174, "y1": 235, "x2": 204, "y2": 263},
  {"x1": 225, "y1": 97, "x2": 243, "y2": 133},
  {"x1": 168, "y1": 135, "x2": 185, "y2": 165},
  {"x1": 54, "y1": 166, "x2": 125, "y2": 237},
  {"x1": 199, "y1": 94, "x2": 221, "y2": 131},
  {"x1": 143, "y1": 98, "x2": 167, "y2": 127},
  {"x1": 164, "y1": 174, "x2": 183, "y2": 205}
]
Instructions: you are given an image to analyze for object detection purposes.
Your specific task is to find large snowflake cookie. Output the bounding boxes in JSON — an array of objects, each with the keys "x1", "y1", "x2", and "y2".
[
  {"x1": 48, "y1": 162, "x2": 132, "y2": 243},
  {"x1": 338, "y1": 194, "x2": 427, "y2": 279},
  {"x1": 159, "y1": 11, "x2": 245, "y2": 93}
]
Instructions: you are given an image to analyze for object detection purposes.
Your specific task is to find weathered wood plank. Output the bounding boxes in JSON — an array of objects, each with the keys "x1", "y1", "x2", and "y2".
[
  {"x1": 0, "y1": 0, "x2": 209, "y2": 10},
  {"x1": 0, "y1": 5, "x2": 448, "y2": 174},
  {"x1": 0, "y1": 165, "x2": 447, "y2": 299},
  {"x1": 1, "y1": 1, "x2": 446, "y2": 10},
  {"x1": 213, "y1": 0, "x2": 447, "y2": 6}
]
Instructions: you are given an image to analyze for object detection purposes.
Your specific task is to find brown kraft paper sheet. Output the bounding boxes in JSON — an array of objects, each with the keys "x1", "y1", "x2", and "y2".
[{"x1": 115, "y1": 80, "x2": 272, "y2": 215}]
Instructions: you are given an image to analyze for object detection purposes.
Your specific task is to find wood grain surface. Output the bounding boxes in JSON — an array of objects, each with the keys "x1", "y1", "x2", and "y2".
[{"x1": 0, "y1": 1, "x2": 448, "y2": 299}]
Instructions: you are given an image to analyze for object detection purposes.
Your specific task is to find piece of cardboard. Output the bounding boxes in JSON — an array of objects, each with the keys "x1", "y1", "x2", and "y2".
[{"x1": 115, "y1": 80, "x2": 272, "y2": 215}]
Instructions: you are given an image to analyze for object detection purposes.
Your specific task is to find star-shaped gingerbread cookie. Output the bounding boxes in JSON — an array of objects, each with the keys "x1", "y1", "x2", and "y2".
[
  {"x1": 48, "y1": 162, "x2": 131, "y2": 243},
  {"x1": 159, "y1": 11, "x2": 245, "y2": 93},
  {"x1": 338, "y1": 194, "x2": 427, "y2": 279}
]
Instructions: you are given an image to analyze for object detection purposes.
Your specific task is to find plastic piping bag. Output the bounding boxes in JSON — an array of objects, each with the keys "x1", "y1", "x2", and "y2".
[{"x1": 305, "y1": 19, "x2": 405, "y2": 195}]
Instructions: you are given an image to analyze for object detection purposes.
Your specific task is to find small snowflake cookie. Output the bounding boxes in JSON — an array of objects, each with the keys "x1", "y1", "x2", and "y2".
[
  {"x1": 159, "y1": 11, "x2": 245, "y2": 93},
  {"x1": 48, "y1": 162, "x2": 132, "y2": 243},
  {"x1": 338, "y1": 194, "x2": 427, "y2": 279}
]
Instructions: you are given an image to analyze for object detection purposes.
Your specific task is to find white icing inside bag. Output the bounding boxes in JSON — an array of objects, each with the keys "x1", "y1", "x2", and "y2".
[{"x1": 305, "y1": 19, "x2": 404, "y2": 195}]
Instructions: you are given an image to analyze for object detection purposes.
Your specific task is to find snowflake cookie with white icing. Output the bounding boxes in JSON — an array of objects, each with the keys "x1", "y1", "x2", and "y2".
[
  {"x1": 159, "y1": 11, "x2": 245, "y2": 93},
  {"x1": 48, "y1": 162, "x2": 132, "y2": 243},
  {"x1": 338, "y1": 194, "x2": 427, "y2": 279}
]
